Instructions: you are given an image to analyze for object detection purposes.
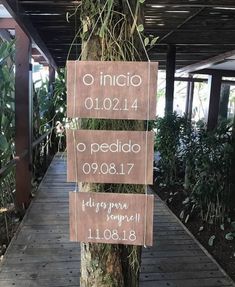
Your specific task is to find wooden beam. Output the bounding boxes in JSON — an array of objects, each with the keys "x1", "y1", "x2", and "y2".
[
  {"x1": 146, "y1": 0, "x2": 235, "y2": 7},
  {"x1": 19, "y1": 1, "x2": 81, "y2": 4},
  {"x1": 0, "y1": 18, "x2": 16, "y2": 29},
  {"x1": 15, "y1": 24, "x2": 32, "y2": 210},
  {"x1": 1, "y1": 0, "x2": 57, "y2": 69},
  {"x1": 165, "y1": 45, "x2": 176, "y2": 114},
  {"x1": 191, "y1": 69, "x2": 235, "y2": 77},
  {"x1": 158, "y1": 7, "x2": 204, "y2": 43},
  {"x1": 152, "y1": 54, "x2": 215, "y2": 61},
  {"x1": 175, "y1": 77, "x2": 207, "y2": 83},
  {"x1": 177, "y1": 49, "x2": 235, "y2": 74},
  {"x1": 33, "y1": 55, "x2": 46, "y2": 62},
  {"x1": 207, "y1": 73, "x2": 222, "y2": 130},
  {"x1": 147, "y1": 30, "x2": 235, "y2": 45},
  {"x1": 32, "y1": 47, "x2": 41, "y2": 56}
]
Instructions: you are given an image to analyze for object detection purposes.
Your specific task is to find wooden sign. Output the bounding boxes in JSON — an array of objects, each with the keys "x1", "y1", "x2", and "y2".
[
  {"x1": 67, "y1": 61, "x2": 158, "y2": 120},
  {"x1": 69, "y1": 192, "x2": 154, "y2": 246},
  {"x1": 67, "y1": 129, "x2": 154, "y2": 185}
]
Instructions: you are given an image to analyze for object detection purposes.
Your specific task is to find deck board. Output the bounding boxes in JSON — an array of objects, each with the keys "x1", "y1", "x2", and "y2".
[{"x1": 0, "y1": 154, "x2": 234, "y2": 287}]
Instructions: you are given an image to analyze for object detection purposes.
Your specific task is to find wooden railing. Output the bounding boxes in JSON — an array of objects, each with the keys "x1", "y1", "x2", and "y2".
[{"x1": 0, "y1": 130, "x2": 51, "y2": 178}]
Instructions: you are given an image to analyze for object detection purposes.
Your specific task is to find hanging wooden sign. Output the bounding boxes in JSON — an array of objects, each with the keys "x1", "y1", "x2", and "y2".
[
  {"x1": 67, "y1": 129, "x2": 154, "y2": 185},
  {"x1": 67, "y1": 61, "x2": 158, "y2": 120},
  {"x1": 69, "y1": 192, "x2": 154, "y2": 246}
]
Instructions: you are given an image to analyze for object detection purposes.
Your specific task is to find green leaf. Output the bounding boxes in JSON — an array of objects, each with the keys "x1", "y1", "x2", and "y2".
[
  {"x1": 139, "y1": 0, "x2": 145, "y2": 3},
  {"x1": 199, "y1": 226, "x2": 204, "y2": 232},
  {"x1": 225, "y1": 233, "x2": 234, "y2": 241},
  {"x1": 185, "y1": 214, "x2": 189, "y2": 223},
  {"x1": 179, "y1": 210, "x2": 184, "y2": 219},
  {"x1": 220, "y1": 224, "x2": 225, "y2": 231},
  {"x1": 144, "y1": 37, "x2": 149, "y2": 46},
  {"x1": 99, "y1": 0, "x2": 113, "y2": 37},
  {"x1": 150, "y1": 37, "x2": 159, "y2": 47},
  {"x1": 182, "y1": 197, "x2": 189, "y2": 205},
  {"x1": 137, "y1": 24, "x2": 144, "y2": 32},
  {"x1": 0, "y1": 134, "x2": 9, "y2": 152},
  {"x1": 208, "y1": 235, "x2": 216, "y2": 246},
  {"x1": 83, "y1": 22, "x2": 88, "y2": 34},
  {"x1": 66, "y1": 12, "x2": 70, "y2": 23},
  {"x1": 1, "y1": 114, "x2": 10, "y2": 131}
]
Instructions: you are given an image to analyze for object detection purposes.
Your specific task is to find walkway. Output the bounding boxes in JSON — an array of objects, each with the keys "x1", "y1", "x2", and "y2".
[{"x1": 0, "y1": 154, "x2": 234, "y2": 287}]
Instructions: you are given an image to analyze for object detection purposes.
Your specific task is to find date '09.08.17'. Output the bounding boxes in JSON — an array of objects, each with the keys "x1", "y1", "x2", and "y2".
[{"x1": 82, "y1": 162, "x2": 134, "y2": 176}]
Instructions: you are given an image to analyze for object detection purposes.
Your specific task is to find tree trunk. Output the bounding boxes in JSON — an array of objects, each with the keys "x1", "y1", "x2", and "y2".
[{"x1": 78, "y1": 1, "x2": 145, "y2": 286}]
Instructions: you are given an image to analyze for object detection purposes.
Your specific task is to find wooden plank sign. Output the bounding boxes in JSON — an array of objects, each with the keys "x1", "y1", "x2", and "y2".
[
  {"x1": 67, "y1": 129, "x2": 154, "y2": 185},
  {"x1": 69, "y1": 192, "x2": 154, "y2": 246},
  {"x1": 67, "y1": 61, "x2": 158, "y2": 120}
]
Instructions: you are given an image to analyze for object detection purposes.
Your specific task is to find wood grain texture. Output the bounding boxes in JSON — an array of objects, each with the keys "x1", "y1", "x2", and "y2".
[
  {"x1": 0, "y1": 154, "x2": 234, "y2": 287},
  {"x1": 67, "y1": 61, "x2": 158, "y2": 120},
  {"x1": 69, "y1": 192, "x2": 154, "y2": 246},
  {"x1": 67, "y1": 129, "x2": 154, "y2": 184}
]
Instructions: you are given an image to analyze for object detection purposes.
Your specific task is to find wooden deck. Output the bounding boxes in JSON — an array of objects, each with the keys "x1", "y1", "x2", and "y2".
[{"x1": 0, "y1": 154, "x2": 234, "y2": 287}]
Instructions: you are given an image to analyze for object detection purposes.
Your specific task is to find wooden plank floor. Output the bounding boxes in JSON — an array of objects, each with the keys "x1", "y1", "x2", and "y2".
[{"x1": 0, "y1": 154, "x2": 234, "y2": 287}]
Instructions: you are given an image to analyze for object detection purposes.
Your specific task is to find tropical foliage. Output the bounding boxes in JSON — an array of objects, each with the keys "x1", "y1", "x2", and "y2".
[
  {"x1": 0, "y1": 39, "x2": 15, "y2": 212},
  {"x1": 0, "y1": 39, "x2": 67, "y2": 249},
  {"x1": 155, "y1": 114, "x2": 234, "y2": 225},
  {"x1": 154, "y1": 112, "x2": 185, "y2": 186},
  {"x1": 33, "y1": 69, "x2": 66, "y2": 178}
]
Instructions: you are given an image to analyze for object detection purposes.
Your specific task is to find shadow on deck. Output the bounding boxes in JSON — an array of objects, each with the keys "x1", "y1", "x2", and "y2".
[{"x1": 0, "y1": 154, "x2": 234, "y2": 287}]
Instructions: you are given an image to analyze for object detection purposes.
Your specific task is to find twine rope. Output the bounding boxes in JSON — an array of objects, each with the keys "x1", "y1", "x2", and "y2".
[{"x1": 126, "y1": 0, "x2": 152, "y2": 248}]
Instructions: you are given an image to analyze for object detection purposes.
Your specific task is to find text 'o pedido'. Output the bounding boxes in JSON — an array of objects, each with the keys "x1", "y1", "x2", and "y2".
[{"x1": 76, "y1": 140, "x2": 141, "y2": 155}]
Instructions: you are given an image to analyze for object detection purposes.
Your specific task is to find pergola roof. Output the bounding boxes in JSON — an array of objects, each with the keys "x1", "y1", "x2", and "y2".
[
  {"x1": 2, "y1": 0, "x2": 235, "y2": 70},
  {"x1": 145, "y1": 0, "x2": 235, "y2": 70}
]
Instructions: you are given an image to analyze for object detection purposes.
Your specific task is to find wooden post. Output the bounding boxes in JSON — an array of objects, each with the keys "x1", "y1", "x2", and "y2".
[
  {"x1": 186, "y1": 76, "x2": 195, "y2": 120},
  {"x1": 49, "y1": 66, "x2": 55, "y2": 93},
  {"x1": 185, "y1": 77, "x2": 190, "y2": 116},
  {"x1": 48, "y1": 66, "x2": 56, "y2": 155},
  {"x1": 165, "y1": 45, "x2": 176, "y2": 114},
  {"x1": 207, "y1": 73, "x2": 222, "y2": 130},
  {"x1": 219, "y1": 84, "x2": 230, "y2": 119},
  {"x1": 15, "y1": 25, "x2": 32, "y2": 210}
]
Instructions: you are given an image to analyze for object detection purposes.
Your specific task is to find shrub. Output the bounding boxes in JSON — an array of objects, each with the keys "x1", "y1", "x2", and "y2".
[
  {"x1": 154, "y1": 112, "x2": 186, "y2": 186},
  {"x1": 155, "y1": 112, "x2": 234, "y2": 225},
  {"x1": 191, "y1": 120, "x2": 233, "y2": 224}
]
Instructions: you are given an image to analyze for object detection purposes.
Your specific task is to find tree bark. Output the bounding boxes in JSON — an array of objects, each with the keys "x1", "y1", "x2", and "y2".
[{"x1": 78, "y1": 1, "x2": 144, "y2": 286}]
